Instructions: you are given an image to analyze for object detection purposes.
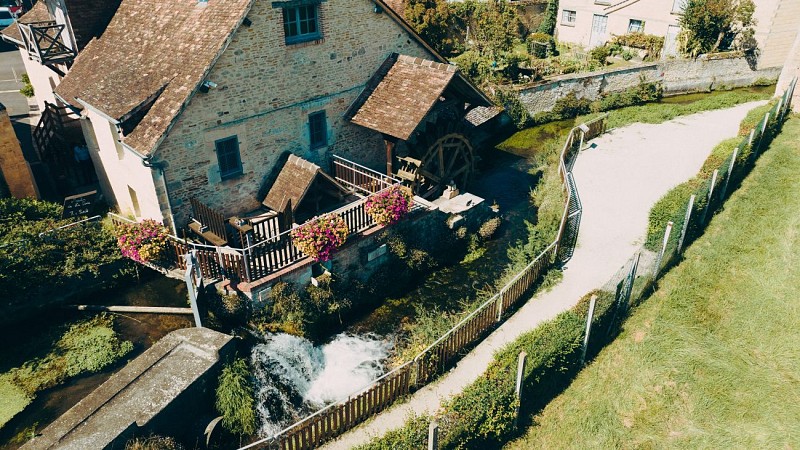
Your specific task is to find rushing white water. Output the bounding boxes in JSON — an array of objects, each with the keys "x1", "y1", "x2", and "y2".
[{"x1": 251, "y1": 332, "x2": 392, "y2": 436}]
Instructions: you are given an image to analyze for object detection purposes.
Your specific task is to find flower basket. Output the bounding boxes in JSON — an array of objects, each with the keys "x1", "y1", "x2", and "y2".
[
  {"x1": 115, "y1": 219, "x2": 170, "y2": 263},
  {"x1": 291, "y1": 214, "x2": 349, "y2": 262},
  {"x1": 365, "y1": 185, "x2": 413, "y2": 226}
]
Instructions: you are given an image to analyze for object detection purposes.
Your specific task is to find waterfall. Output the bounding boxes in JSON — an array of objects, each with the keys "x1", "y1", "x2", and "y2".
[{"x1": 251, "y1": 332, "x2": 392, "y2": 436}]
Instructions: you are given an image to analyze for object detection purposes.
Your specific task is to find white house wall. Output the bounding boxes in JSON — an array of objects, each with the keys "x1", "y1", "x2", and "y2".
[
  {"x1": 19, "y1": 51, "x2": 61, "y2": 113},
  {"x1": 84, "y1": 109, "x2": 161, "y2": 221}
]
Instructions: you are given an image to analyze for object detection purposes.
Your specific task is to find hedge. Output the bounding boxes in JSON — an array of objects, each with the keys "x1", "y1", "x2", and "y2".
[
  {"x1": 356, "y1": 291, "x2": 618, "y2": 450},
  {"x1": 644, "y1": 99, "x2": 786, "y2": 251}
]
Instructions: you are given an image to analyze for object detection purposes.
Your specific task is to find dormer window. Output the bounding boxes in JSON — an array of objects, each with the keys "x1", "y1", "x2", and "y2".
[{"x1": 282, "y1": 4, "x2": 321, "y2": 44}]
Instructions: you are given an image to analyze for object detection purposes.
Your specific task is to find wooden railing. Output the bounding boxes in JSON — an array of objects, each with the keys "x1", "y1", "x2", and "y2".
[
  {"x1": 190, "y1": 198, "x2": 228, "y2": 244},
  {"x1": 239, "y1": 115, "x2": 608, "y2": 450},
  {"x1": 17, "y1": 21, "x2": 76, "y2": 64},
  {"x1": 332, "y1": 155, "x2": 400, "y2": 195}
]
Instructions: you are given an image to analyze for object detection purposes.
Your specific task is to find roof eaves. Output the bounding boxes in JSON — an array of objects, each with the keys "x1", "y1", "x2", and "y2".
[{"x1": 142, "y1": 0, "x2": 258, "y2": 159}]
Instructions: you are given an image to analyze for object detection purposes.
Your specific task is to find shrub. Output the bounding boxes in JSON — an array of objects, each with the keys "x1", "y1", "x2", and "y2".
[
  {"x1": 60, "y1": 314, "x2": 134, "y2": 376},
  {"x1": 115, "y1": 219, "x2": 170, "y2": 263},
  {"x1": 589, "y1": 45, "x2": 611, "y2": 65},
  {"x1": 551, "y1": 92, "x2": 592, "y2": 119},
  {"x1": 591, "y1": 80, "x2": 663, "y2": 112},
  {"x1": 291, "y1": 214, "x2": 348, "y2": 262},
  {"x1": 493, "y1": 88, "x2": 532, "y2": 129},
  {"x1": 365, "y1": 185, "x2": 413, "y2": 226},
  {"x1": 216, "y1": 358, "x2": 257, "y2": 436},
  {"x1": 609, "y1": 32, "x2": 664, "y2": 59},
  {"x1": 527, "y1": 32, "x2": 555, "y2": 59},
  {"x1": 478, "y1": 217, "x2": 501, "y2": 240},
  {"x1": 452, "y1": 50, "x2": 493, "y2": 84},
  {"x1": 536, "y1": 0, "x2": 559, "y2": 35},
  {"x1": 19, "y1": 73, "x2": 34, "y2": 98},
  {"x1": 738, "y1": 99, "x2": 778, "y2": 136}
]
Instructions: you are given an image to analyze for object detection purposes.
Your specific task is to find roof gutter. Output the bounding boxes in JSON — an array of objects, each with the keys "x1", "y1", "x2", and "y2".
[{"x1": 75, "y1": 97, "x2": 120, "y2": 125}]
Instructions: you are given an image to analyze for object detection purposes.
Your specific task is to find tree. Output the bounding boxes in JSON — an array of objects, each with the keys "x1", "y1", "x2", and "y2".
[
  {"x1": 405, "y1": 0, "x2": 461, "y2": 56},
  {"x1": 678, "y1": 0, "x2": 756, "y2": 57}
]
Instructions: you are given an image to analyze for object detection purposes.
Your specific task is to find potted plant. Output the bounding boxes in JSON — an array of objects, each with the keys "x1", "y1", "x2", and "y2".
[
  {"x1": 365, "y1": 185, "x2": 413, "y2": 226},
  {"x1": 115, "y1": 219, "x2": 170, "y2": 263},
  {"x1": 290, "y1": 214, "x2": 348, "y2": 262}
]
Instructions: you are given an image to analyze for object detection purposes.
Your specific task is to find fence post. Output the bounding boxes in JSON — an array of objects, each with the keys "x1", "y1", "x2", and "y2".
[
  {"x1": 623, "y1": 252, "x2": 640, "y2": 313},
  {"x1": 754, "y1": 112, "x2": 770, "y2": 158},
  {"x1": 652, "y1": 221, "x2": 673, "y2": 279},
  {"x1": 184, "y1": 252, "x2": 203, "y2": 328},
  {"x1": 496, "y1": 292, "x2": 504, "y2": 322},
  {"x1": 748, "y1": 128, "x2": 755, "y2": 150},
  {"x1": 676, "y1": 195, "x2": 695, "y2": 255},
  {"x1": 720, "y1": 146, "x2": 739, "y2": 200},
  {"x1": 580, "y1": 295, "x2": 597, "y2": 366},
  {"x1": 515, "y1": 351, "x2": 527, "y2": 428},
  {"x1": 699, "y1": 169, "x2": 718, "y2": 225},
  {"x1": 428, "y1": 420, "x2": 439, "y2": 450}
]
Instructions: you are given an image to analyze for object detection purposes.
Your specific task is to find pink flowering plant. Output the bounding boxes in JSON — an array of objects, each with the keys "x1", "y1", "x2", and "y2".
[
  {"x1": 365, "y1": 185, "x2": 413, "y2": 226},
  {"x1": 115, "y1": 219, "x2": 170, "y2": 263},
  {"x1": 291, "y1": 214, "x2": 349, "y2": 262}
]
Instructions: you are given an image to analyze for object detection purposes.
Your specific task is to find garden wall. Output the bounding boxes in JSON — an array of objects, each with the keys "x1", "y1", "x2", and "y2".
[{"x1": 514, "y1": 56, "x2": 782, "y2": 116}]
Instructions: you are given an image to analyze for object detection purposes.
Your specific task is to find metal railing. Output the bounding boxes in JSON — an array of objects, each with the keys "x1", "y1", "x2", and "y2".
[{"x1": 332, "y1": 155, "x2": 400, "y2": 195}]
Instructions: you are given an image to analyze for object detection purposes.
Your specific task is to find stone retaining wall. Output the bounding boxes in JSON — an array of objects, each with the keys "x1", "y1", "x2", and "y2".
[{"x1": 513, "y1": 55, "x2": 782, "y2": 116}]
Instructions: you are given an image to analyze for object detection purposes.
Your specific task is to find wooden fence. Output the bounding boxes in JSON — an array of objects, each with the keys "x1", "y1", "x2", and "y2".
[{"x1": 240, "y1": 116, "x2": 608, "y2": 450}]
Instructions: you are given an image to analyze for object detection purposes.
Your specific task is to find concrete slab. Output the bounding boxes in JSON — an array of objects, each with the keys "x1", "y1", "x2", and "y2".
[{"x1": 22, "y1": 328, "x2": 234, "y2": 450}]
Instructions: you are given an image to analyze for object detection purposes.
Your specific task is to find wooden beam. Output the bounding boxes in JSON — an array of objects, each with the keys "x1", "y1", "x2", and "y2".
[{"x1": 384, "y1": 138, "x2": 396, "y2": 177}]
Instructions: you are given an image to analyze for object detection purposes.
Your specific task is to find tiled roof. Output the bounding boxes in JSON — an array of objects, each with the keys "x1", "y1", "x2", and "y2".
[
  {"x1": 262, "y1": 154, "x2": 346, "y2": 213},
  {"x1": 465, "y1": 106, "x2": 503, "y2": 127},
  {"x1": 350, "y1": 54, "x2": 458, "y2": 141},
  {"x1": 65, "y1": 0, "x2": 123, "y2": 51},
  {"x1": 0, "y1": 2, "x2": 50, "y2": 45},
  {"x1": 55, "y1": 0, "x2": 253, "y2": 155}
]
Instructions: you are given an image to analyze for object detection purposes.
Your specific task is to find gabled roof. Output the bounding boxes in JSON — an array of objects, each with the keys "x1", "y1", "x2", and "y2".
[
  {"x1": 346, "y1": 54, "x2": 492, "y2": 141},
  {"x1": 55, "y1": 0, "x2": 254, "y2": 155},
  {"x1": 0, "y1": 0, "x2": 122, "y2": 50},
  {"x1": 51, "y1": 0, "x2": 451, "y2": 157},
  {"x1": 262, "y1": 154, "x2": 348, "y2": 213},
  {"x1": 0, "y1": 2, "x2": 50, "y2": 45}
]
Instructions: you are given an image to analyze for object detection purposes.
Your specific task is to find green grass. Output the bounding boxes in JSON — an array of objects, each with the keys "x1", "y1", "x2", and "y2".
[
  {"x1": 579, "y1": 88, "x2": 772, "y2": 130},
  {"x1": 506, "y1": 116, "x2": 800, "y2": 449},
  {"x1": 0, "y1": 314, "x2": 132, "y2": 429}
]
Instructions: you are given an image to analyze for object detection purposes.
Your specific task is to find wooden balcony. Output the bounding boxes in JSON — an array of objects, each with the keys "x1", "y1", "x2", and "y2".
[{"x1": 17, "y1": 21, "x2": 77, "y2": 65}]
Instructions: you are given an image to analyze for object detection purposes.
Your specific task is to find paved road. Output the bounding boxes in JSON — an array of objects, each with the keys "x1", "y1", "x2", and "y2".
[
  {"x1": 0, "y1": 41, "x2": 28, "y2": 117},
  {"x1": 319, "y1": 101, "x2": 767, "y2": 450}
]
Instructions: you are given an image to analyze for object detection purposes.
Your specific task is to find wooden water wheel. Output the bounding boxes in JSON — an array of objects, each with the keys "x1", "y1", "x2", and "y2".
[{"x1": 416, "y1": 133, "x2": 475, "y2": 198}]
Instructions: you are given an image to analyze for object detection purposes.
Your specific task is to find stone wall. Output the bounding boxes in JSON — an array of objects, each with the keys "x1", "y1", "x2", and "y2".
[
  {"x1": 156, "y1": 0, "x2": 436, "y2": 227},
  {"x1": 0, "y1": 103, "x2": 38, "y2": 198},
  {"x1": 514, "y1": 56, "x2": 782, "y2": 117}
]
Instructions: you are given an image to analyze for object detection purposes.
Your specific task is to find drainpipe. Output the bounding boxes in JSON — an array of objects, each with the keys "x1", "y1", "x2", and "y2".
[{"x1": 142, "y1": 156, "x2": 178, "y2": 236}]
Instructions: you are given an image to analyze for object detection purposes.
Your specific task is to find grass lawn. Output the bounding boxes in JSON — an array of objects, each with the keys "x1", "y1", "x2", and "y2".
[{"x1": 506, "y1": 115, "x2": 800, "y2": 449}]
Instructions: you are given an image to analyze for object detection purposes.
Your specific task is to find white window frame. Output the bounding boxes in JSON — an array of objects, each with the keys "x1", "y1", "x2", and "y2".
[
  {"x1": 561, "y1": 9, "x2": 576, "y2": 26},
  {"x1": 628, "y1": 19, "x2": 644, "y2": 33}
]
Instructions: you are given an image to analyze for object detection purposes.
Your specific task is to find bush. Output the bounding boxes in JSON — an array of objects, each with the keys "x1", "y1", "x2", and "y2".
[
  {"x1": 493, "y1": 88, "x2": 532, "y2": 129},
  {"x1": 216, "y1": 358, "x2": 257, "y2": 436},
  {"x1": 527, "y1": 33, "x2": 555, "y2": 59},
  {"x1": 609, "y1": 32, "x2": 664, "y2": 59},
  {"x1": 478, "y1": 217, "x2": 501, "y2": 240},
  {"x1": 589, "y1": 45, "x2": 611, "y2": 65},
  {"x1": 738, "y1": 99, "x2": 778, "y2": 136},
  {"x1": 19, "y1": 73, "x2": 34, "y2": 98},
  {"x1": 591, "y1": 80, "x2": 663, "y2": 112},
  {"x1": 536, "y1": 0, "x2": 558, "y2": 35},
  {"x1": 551, "y1": 92, "x2": 592, "y2": 119},
  {"x1": 452, "y1": 50, "x2": 493, "y2": 84}
]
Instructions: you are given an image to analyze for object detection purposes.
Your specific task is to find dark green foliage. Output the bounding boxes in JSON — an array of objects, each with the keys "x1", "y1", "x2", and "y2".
[
  {"x1": 551, "y1": 92, "x2": 592, "y2": 119},
  {"x1": 451, "y1": 50, "x2": 493, "y2": 83},
  {"x1": 527, "y1": 32, "x2": 555, "y2": 59},
  {"x1": 493, "y1": 88, "x2": 533, "y2": 129},
  {"x1": 679, "y1": 0, "x2": 756, "y2": 56},
  {"x1": 0, "y1": 198, "x2": 127, "y2": 311},
  {"x1": 591, "y1": 80, "x2": 663, "y2": 112},
  {"x1": 536, "y1": 0, "x2": 558, "y2": 35},
  {"x1": 609, "y1": 32, "x2": 664, "y2": 59},
  {"x1": 589, "y1": 45, "x2": 611, "y2": 65},
  {"x1": 355, "y1": 414, "x2": 432, "y2": 450},
  {"x1": 216, "y1": 358, "x2": 257, "y2": 436},
  {"x1": 644, "y1": 100, "x2": 785, "y2": 251},
  {"x1": 19, "y1": 73, "x2": 34, "y2": 98}
]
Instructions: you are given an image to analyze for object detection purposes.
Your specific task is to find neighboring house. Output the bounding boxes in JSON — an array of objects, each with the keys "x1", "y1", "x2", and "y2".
[
  {"x1": 555, "y1": 0, "x2": 797, "y2": 64},
  {"x1": 47, "y1": 0, "x2": 491, "y2": 236},
  {"x1": 556, "y1": 0, "x2": 684, "y2": 52},
  {"x1": 0, "y1": 0, "x2": 122, "y2": 113}
]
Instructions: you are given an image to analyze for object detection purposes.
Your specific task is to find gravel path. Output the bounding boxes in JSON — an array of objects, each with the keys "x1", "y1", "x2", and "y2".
[{"x1": 320, "y1": 101, "x2": 766, "y2": 450}]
